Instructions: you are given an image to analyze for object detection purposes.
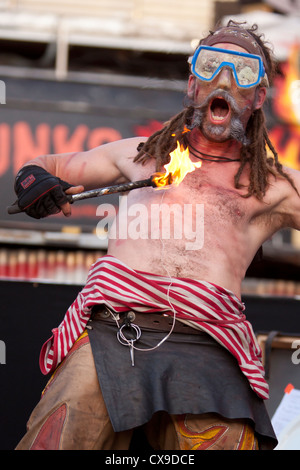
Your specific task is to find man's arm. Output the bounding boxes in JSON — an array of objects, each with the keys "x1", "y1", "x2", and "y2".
[
  {"x1": 14, "y1": 136, "x2": 147, "y2": 218},
  {"x1": 24, "y1": 137, "x2": 145, "y2": 188}
]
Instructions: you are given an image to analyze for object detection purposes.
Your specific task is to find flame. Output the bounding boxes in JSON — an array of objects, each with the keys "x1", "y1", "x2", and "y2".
[
  {"x1": 152, "y1": 141, "x2": 202, "y2": 188},
  {"x1": 268, "y1": 124, "x2": 300, "y2": 170},
  {"x1": 273, "y1": 44, "x2": 300, "y2": 126},
  {"x1": 267, "y1": 43, "x2": 300, "y2": 170}
]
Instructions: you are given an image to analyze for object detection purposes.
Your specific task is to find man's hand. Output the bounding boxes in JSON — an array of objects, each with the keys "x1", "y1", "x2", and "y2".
[
  {"x1": 61, "y1": 185, "x2": 85, "y2": 217},
  {"x1": 14, "y1": 165, "x2": 84, "y2": 219}
]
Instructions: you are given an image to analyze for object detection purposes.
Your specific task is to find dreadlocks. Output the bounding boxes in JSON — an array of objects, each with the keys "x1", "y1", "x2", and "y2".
[
  {"x1": 134, "y1": 107, "x2": 194, "y2": 172},
  {"x1": 134, "y1": 20, "x2": 298, "y2": 201}
]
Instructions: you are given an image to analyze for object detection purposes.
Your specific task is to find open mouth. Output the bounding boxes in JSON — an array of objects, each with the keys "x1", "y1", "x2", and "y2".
[{"x1": 209, "y1": 97, "x2": 230, "y2": 123}]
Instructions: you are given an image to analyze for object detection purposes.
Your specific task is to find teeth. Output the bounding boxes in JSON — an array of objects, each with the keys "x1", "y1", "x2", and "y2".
[{"x1": 212, "y1": 113, "x2": 225, "y2": 121}]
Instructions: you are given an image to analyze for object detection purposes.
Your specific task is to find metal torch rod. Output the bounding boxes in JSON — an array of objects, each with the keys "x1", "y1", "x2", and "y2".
[
  {"x1": 7, "y1": 177, "x2": 157, "y2": 215},
  {"x1": 68, "y1": 177, "x2": 156, "y2": 203}
]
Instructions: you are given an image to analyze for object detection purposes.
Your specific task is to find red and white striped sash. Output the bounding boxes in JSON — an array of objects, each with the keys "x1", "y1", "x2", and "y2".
[{"x1": 39, "y1": 255, "x2": 269, "y2": 400}]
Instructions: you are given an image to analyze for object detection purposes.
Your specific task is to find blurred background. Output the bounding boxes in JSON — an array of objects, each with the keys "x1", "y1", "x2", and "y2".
[
  {"x1": 0, "y1": 0, "x2": 300, "y2": 450},
  {"x1": 0, "y1": 0, "x2": 299, "y2": 288}
]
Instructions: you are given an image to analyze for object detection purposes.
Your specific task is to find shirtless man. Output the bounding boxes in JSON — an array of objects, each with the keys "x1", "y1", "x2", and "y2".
[{"x1": 14, "y1": 21, "x2": 300, "y2": 450}]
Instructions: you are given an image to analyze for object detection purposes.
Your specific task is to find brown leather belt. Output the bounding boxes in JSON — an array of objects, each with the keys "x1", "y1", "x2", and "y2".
[{"x1": 91, "y1": 306, "x2": 201, "y2": 335}]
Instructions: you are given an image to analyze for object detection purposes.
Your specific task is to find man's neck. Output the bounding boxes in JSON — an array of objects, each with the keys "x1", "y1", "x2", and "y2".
[{"x1": 187, "y1": 129, "x2": 242, "y2": 161}]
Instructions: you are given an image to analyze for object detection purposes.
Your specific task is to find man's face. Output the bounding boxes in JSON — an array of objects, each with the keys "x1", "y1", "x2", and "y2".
[{"x1": 187, "y1": 43, "x2": 267, "y2": 144}]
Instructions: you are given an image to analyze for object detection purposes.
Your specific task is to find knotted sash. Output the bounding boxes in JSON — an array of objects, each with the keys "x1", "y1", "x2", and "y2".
[{"x1": 39, "y1": 255, "x2": 268, "y2": 399}]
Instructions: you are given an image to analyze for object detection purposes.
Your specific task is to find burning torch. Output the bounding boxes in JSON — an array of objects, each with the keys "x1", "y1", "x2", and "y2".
[{"x1": 7, "y1": 142, "x2": 201, "y2": 215}]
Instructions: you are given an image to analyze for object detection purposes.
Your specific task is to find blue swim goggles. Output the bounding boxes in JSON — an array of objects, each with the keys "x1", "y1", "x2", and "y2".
[{"x1": 189, "y1": 45, "x2": 269, "y2": 89}]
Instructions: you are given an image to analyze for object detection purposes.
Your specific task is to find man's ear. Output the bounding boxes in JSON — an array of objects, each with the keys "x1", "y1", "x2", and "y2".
[
  {"x1": 187, "y1": 75, "x2": 196, "y2": 99},
  {"x1": 254, "y1": 86, "x2": 267, "y2": 110}
]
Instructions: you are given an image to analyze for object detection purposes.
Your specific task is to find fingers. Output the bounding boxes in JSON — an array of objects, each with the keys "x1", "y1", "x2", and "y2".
[
  {"x1": 60, "y1": 185, "x2": 84, "y2": 217},
  {"x1": 65, "y1": 185, "x2": 85, "y2": 195}
]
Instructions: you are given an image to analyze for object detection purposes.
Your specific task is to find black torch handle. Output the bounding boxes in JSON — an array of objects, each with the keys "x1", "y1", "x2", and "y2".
[{"x1": 7, "y1": 177, "x2": 156, "y2": 215}]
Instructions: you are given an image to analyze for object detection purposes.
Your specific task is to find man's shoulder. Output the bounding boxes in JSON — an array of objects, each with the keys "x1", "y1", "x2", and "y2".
[
  {"x1": 111, "y1": 136, "x2": 147, "y2": 154},
  {"x1": 90, "y1": 136, "x2": 146, "y2": 157},
  {"x1": 104, "y1": 136, "x2": 155, "y2": 181}
]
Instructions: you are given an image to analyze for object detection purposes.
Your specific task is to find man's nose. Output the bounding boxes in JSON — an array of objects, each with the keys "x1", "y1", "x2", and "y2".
[{"x1": 214, "y1": 67, "x2": 234, "y2": 89}]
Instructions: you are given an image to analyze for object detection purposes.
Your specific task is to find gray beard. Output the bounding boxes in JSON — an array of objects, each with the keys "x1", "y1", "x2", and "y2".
[{"x1": 185, "y1": 89, "x2": 250, "y2": 146}]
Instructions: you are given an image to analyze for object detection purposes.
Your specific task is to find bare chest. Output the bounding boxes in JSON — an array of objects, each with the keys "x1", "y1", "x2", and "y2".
[
  {"x1": 165, "y1": 169, "x2": 253, "y2": 226},
  {"x1": 123, "y1": 164, "x2": 271, "y2": 241}
]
